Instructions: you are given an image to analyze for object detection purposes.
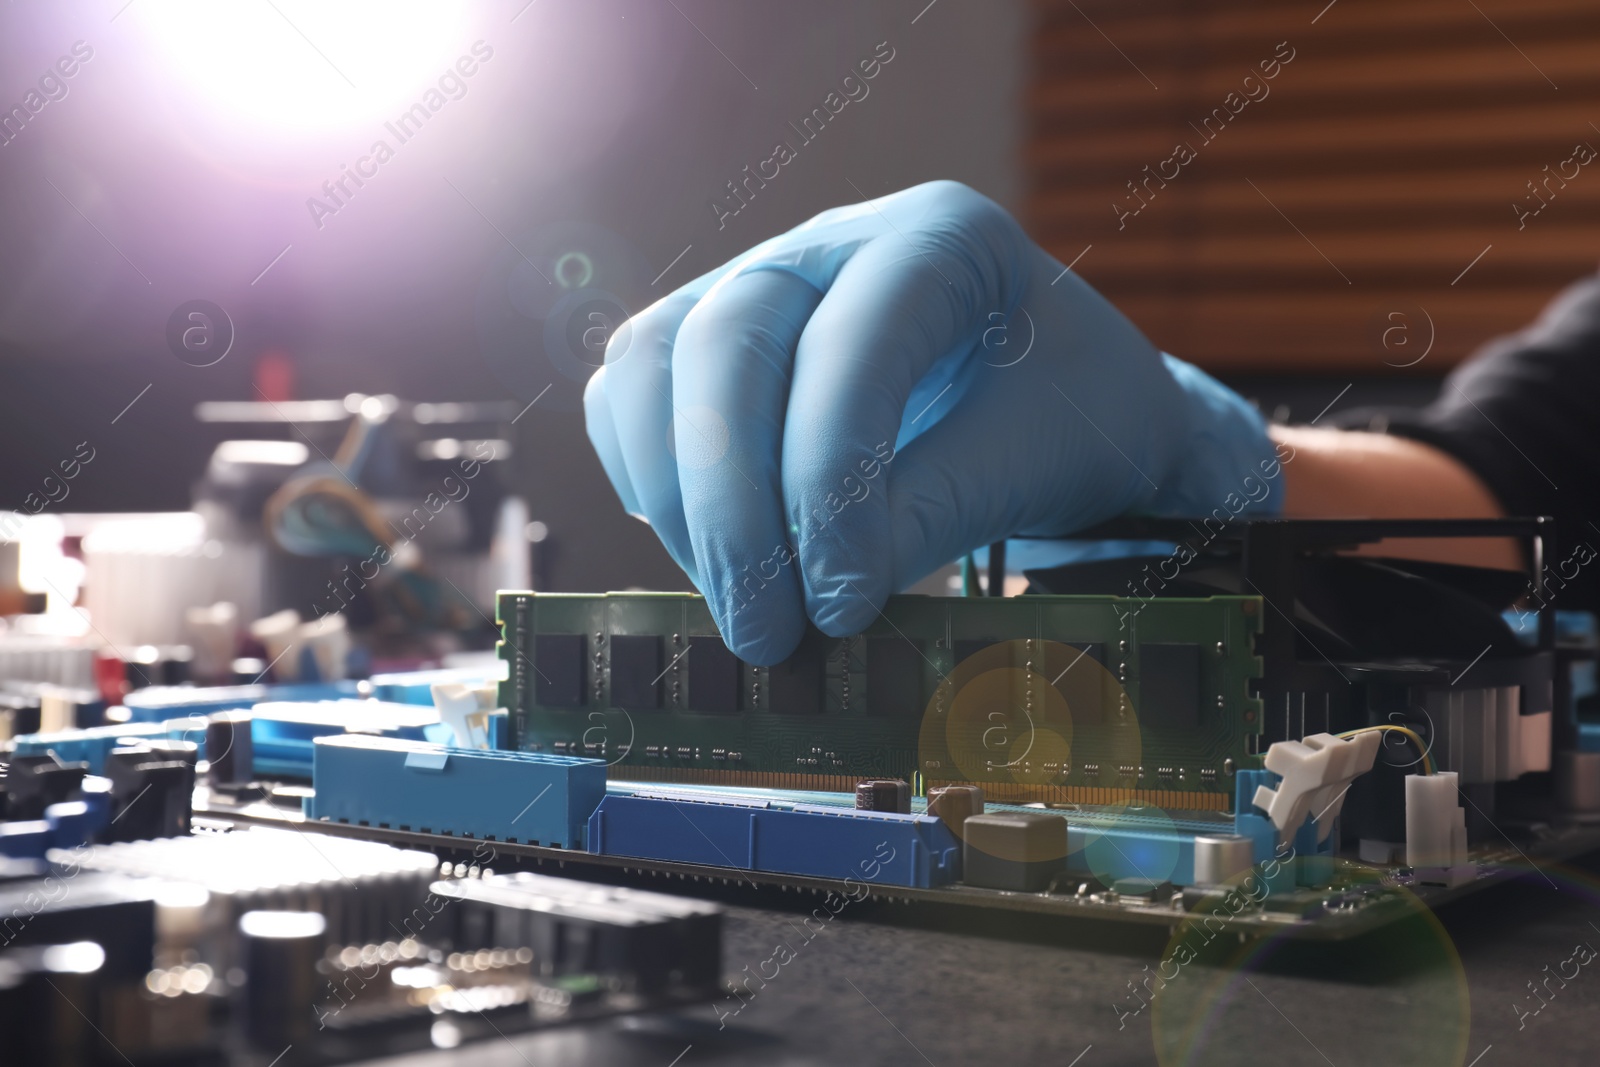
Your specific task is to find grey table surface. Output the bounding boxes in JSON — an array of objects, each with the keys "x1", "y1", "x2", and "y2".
[{"x1": 371, "y1": 852, "x2": 1600, "y2": 1067}]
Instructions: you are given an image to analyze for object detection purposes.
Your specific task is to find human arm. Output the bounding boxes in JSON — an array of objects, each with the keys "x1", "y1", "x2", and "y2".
[{"x1": 1270, "y1": 424, "x2": 1519, "y2": 570}]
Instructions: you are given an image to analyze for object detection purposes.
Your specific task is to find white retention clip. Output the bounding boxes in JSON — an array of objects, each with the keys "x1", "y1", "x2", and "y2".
[
  {"x1": 1405, "y1": 770, "x2": 1470, "y2": 877},
  {"x1": 1252, "y1": 731, "x2": 1382, "y2": 844},
  {"x1": 431, "y1": 681, "x2": 499, "y2": 749}
]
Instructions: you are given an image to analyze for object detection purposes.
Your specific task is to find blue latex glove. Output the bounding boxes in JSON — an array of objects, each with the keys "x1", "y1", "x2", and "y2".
[{"x1": 585, "y1": 181, "x2": 1279, "y2": 664}]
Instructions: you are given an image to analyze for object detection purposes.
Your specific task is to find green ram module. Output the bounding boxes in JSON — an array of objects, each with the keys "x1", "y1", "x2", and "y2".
[{"x1": 496, "y1": 592, "x2": 1264, "y2": 811}]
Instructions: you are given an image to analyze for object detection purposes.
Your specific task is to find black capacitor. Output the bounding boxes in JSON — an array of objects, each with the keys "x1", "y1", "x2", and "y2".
[
  {"x1": 206, "y1": 712, "x2": 255, "y2": 787},
  {"x1": 962, "y1": 812, "x2": 1068, "y2": 892},
  {"x1": 144, "y1": 739, "x2": 200, "y2": 767},
  {"x1": 854, "y1": 779, "x2": 911, "y2": 814},
  {"x1": 122, "y1": 646, "x2": 162, "y2": 690},
  {"x1": 158, "y1": 645, "x2": 193, "y2": 687},
  {"x1": 0, "y1": 942, "x2": 104, "y2": 1067},
  {"x1": 103, "y1": 744, "x2": 196, "y2": 842},
  {"x1": 3, "y1": 753, "x2": 89, "y2": 821},
  {"x1": 0, "y1": 693, "x2": 42, "y2": 737},
  {"x1": 926, "y1": 784, "x2": 985, "y2": 833},
  {"x1": 0, "y1": 875, "x2": 157, "y2": 980},
  {"x1": 62, "y1": 688, "x2": 108, "y2": 730},
  {"x1": 238, "y1": 910, "x2": 326, "y2": 1051}
]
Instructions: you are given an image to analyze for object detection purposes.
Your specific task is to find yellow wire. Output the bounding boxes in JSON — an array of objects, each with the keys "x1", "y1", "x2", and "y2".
[{"x1": 1336, "y1": 725, "x2": 1435, "y2": 775}]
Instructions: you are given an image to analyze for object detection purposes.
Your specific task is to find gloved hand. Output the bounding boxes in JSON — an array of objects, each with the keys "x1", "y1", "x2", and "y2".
[{"x1": 585, "y1": 181, "x2": 1278, "y2": 664}]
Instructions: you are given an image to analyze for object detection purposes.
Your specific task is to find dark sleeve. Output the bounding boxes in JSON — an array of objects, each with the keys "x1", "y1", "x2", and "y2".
[{"x1": 1329, "y1": 272, "x2": 1600, "y2": 603}]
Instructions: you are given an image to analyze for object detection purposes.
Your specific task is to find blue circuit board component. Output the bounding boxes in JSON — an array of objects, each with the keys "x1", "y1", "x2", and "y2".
[
  {"x1": 586, "y1": 788, "x2": 962, "y2": 888},
  {"x1": 253, "y1": 700, "x2": 447, "y2": 778},
  {"x1": 582, "y1": 779, "x2": 1322, "y2": 891},
  {"x1": 122, "y1": 682, "x2": 358, "y2": 723},
  {"x1": 12, "y1": 721, "x2": 171, "y2": 774},
  {"x1": 0, "y1": 793, "x2": 107, "y2": 858},
  {"x1": 308, "y1": 734, "x2": 605, "y2": 848}
]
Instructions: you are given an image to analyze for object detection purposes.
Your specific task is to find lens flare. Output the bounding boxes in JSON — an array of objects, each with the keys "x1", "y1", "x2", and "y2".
[
  {"x1": 130, "y1": 0, "x2": 473, "y2": 134},
  {"x1": 1145, "y1": 866, "x2": 1470, "y2": 1067}
]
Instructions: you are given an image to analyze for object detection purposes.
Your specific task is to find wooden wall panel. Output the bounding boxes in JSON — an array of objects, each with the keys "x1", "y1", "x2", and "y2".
[{"x1": 1026, "y1": 0, "x2": 1600, "y2": 371}]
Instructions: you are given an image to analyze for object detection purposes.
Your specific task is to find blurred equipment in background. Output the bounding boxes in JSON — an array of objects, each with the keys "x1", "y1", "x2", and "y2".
[{"x1": 0, "y1": 394, "x2": 539, "y2": 735}]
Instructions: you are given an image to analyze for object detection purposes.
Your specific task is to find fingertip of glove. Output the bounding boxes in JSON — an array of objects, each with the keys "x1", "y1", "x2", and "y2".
[
  {"x1": 805, "y1": 579, "x2": 888, "y2": 639},
  {"x1": 717, "y1": 601, "x2": 807, "y2": 667}
]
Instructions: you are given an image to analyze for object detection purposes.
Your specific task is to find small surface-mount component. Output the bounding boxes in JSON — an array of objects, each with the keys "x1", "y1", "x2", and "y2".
[
  {"x1": 608, "y1": 634, "x2": 663, "y2": 710},
  {"x1": 766, "y1": 626, "x2": 829, "y2": 714},
  {"x1": 864, "y1": 637, "x2": 927, "y2": 718},
  {"x1": 1111, "y1": 877, "x2": 1174, "y2": 902},
  {"x1": 854, "y1": 779, "x2": 911, "y2": 813},
  {"x1": 534, "y1": 633, "x2": 587, "y2": 707},
  {"x1": 1138, "y1": 642, "x2": 1202, "y2": 730},
  {"x1": 962, "y1": 812, "x2": 1067, "y2": 892},
  {"x1": 686, "y1": 634, "x2": 741, "y2": 714}
]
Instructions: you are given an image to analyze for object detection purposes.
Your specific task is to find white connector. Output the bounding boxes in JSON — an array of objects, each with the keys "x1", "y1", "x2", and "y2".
[
  {"x1": 1252, "y1": 731, "x2": 1382, "y2": 844},
  {"x1": 249, "y1": 609, "x2": 302, "y2": 680},
  {"x1": 431, "y1": 680, "x2": 498, "y2": 749},
  {"x1": 300, "y1": 613, "x2": 350, "y2": 682},
  {"x1": 1405, "y1": 770, "x2": 1472, "y2": 885}
]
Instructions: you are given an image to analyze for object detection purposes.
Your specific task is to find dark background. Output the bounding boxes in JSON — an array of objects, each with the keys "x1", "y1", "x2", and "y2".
[
  {"x1": 0, "y1": 0, "x2": 1479, "y2": 599},
  {"x1": 0, "y1": 0, "x2": 1028, "y2": 595}
]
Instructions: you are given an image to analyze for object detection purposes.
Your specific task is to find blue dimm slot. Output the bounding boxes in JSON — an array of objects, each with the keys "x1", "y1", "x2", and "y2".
[
  {"x1": 586, "y1": 790, "x2": 961, "y2": 889},
  {"x1": 308, "y1": 734, "x2": 605, "y2": 848}
]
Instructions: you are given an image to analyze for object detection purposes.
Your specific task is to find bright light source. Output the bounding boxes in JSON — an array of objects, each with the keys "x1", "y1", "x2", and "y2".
[
  {"x1": 42, "y1": 943, "x2": 106, "y2": 976},
  {"x1": 132, "y1": 1, "x2": 474, "y2": 134}
]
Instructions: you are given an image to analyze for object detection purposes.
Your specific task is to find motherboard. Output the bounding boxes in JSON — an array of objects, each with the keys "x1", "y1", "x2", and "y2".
[{"x1": 3, "y1": 517, "x2": 1597, "y2": 1064}]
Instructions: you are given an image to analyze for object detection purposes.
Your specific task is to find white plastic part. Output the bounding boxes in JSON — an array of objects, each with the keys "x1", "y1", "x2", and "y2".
[
  {"x1": 249, "y1": 609, "x2": 302, "y2": 680},
  {"x1": 300, "y1": 613, "x2": 350, "y2": 682},
  {"x1": 1252, "y1": 731, "x2": 1382, "y2": 844},
  {"x1": 185, "y1": 600, "x2": 239, "y2": 682},
  {"x1": 431, "y1": 681, "x2": 498, "y2": 749},
  {"x1": 1405, "y1": 770, "x2": 1471, "y2": 884}
]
